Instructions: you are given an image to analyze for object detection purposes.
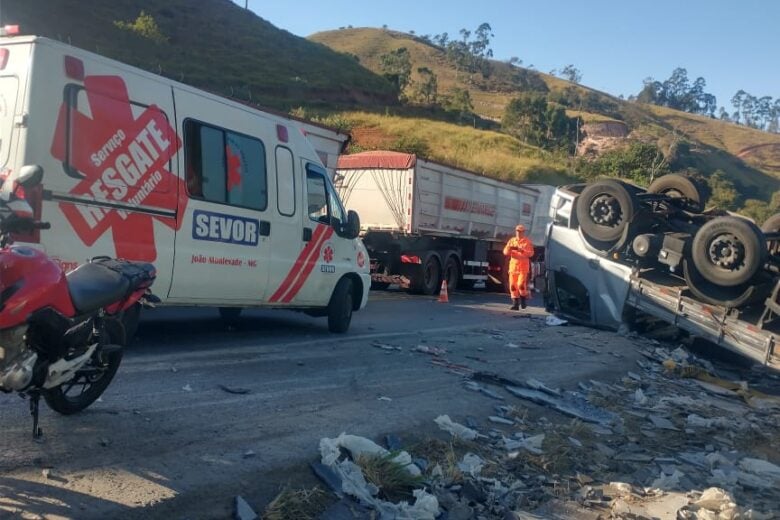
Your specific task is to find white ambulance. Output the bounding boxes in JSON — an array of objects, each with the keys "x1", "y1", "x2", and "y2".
[{"x1": 0, "y1": 33, "x2": 370, "y2": 333}]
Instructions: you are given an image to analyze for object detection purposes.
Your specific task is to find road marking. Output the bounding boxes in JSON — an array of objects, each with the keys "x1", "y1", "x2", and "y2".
[{"x1": 123, "y1": 322, "x2": 518, "y2": 368}]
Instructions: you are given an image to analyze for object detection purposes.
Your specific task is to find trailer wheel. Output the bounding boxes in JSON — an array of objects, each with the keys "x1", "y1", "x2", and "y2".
[
  {"x1": 328, "y1": 278, "x2": 354, "y2": 333},
  {"x1": 691, "y1": 217, "x2": 766, "y2": 287},
  {"x1": 647, "y1": 174, "x2": 705, "y2": 213},
  {"x1": 410, "y1": 255, "x2": 441, "y2": 295},
  {"x1": 443, "y1": 256, "x2": 460, "y2": 292},
  {"x1": 576, "y1": 180, "x2": 635, "y2": 248},
  {"x1": 761, "y1": 213, "x2": 780, "y2": 255}
]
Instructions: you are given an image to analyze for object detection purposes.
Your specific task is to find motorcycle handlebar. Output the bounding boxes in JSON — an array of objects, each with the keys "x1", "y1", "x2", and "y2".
[{"x1": 0, "y1": 217, "x2": 50, "y2": 234}]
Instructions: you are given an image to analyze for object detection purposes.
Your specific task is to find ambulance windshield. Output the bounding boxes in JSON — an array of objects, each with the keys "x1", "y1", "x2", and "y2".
[{"x1": 0, "y1": 76, "x2": 18, "y2": 169}]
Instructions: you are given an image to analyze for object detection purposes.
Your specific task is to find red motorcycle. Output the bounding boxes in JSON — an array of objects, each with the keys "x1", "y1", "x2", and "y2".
[{"x1": 0, "y1": 165, "x2": 158, "y2": 438}]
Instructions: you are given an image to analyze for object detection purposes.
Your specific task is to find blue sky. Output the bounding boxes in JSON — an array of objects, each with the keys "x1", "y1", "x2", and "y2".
[{"x1": 245, "y1": 0, "x2": 778, "y2": 111}]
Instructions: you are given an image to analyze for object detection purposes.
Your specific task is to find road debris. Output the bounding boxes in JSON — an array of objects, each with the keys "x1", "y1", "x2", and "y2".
[
  {"x1": 545, "y1": 315, "x2": 568, "y2": 326},
  {"x1": 412, "y1": 345, "x2": 447, "y2": 356},
  {"x1": 434, "y1": 415, "x2": 483, "y2": 441},
  {"x1": 218, "y1": 384, "x2": 250, "y2": 395},
  {"x1": 307, "y1": 338, "x2": 778, "y2": 518},
  {"x1": 372, "y1": 341, "x2": 403, "y2": 352},
  {"x1": 234, "y1": 495, "x2": 258, "y2": 520},
  {"x1": 316, "y1": 433, "x2": 438, "y2": 519}
]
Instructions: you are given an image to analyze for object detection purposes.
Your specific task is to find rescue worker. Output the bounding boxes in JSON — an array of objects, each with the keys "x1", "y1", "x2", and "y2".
[{"x1": 503, "y1": 224, "x2": 534, "y2": 310}]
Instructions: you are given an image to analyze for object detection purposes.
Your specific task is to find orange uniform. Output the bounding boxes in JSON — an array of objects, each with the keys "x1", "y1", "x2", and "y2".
[{"x1": 503, "y1": 235, "x2": 534, "y2": 299}]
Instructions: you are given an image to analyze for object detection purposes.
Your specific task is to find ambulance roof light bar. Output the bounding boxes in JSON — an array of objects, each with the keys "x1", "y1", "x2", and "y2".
[{"x1": 0, "y1": 25, "x2": 19, "y2": 37}]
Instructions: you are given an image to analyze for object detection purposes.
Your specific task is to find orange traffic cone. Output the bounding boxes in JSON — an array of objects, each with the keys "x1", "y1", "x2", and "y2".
[{"x1": 438, "y1": 279, "x2": 449, "y2": 303}]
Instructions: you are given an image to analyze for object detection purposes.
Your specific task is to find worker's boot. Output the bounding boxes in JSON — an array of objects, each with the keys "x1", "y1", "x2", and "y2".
[
  {"x1": 510, "y1": 298, "x2": 520, "y2": 311},
  {"x1": 520, "y1": 297, "x2": 527, "y2": 309}
]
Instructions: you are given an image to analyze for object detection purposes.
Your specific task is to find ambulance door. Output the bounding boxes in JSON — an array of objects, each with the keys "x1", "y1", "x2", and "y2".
[
  {"x1": 40, "y1": 63, "x2": 179, "y2": 295},
  {"x1": 168, "y1": 91, "x2": 271, "y2": 302},
  {"x1": 263, "y1": 146, "x2": 310, "y2": 305},
  {"x1": 268, "y1": 163, "x2": 346, "y2": 306}
]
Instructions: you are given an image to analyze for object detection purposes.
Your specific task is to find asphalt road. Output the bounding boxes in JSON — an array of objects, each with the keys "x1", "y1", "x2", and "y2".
[{"x1": 0, "y1": 289, "x2": 646, "y2": 519}]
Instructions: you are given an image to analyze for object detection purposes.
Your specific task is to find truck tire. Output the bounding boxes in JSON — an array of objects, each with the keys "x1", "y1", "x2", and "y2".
[
  {"x1": 683, "y1": 260, "x2": 769, "y2": 308},
  {"x1": 576, "y1": 180, "x2": 635, "y2": 248},
  {"x1": 443, "y1": 256, "x2": 460, "y2": 292},
  {"x1": 647, "y1": 174, "x2": 705, "y2": 213},
  {"x1": 691, "y1": 217, "x2": 766, "y2": 287},
  {"x1": 409, "y1": 254, "x2": 441, "y2": 295},
  {"x1": 328, "y1": 278, "x2": 354, "y2": 333},
  {"x1": 761, "y1": 213, "x2": 780, "y2": 255}
]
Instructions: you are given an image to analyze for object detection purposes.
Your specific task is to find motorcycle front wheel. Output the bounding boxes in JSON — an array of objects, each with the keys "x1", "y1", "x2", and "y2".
[{"x1": 44, "y1": 320, "x2": 124, "y2": 415}]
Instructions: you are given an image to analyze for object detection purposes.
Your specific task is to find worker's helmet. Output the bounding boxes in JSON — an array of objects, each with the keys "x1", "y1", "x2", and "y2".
[{"x1": 515, "y1": 224, "x2": 525, "y2": 233}]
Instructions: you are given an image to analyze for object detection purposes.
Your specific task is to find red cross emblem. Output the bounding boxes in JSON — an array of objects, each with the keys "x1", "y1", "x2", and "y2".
[
  {"x1": 50, "y1": 75, "x2": 188, "y2": 261},
  {"x1": 323, "y1": 245, "x2": 334, "y2": 263}
]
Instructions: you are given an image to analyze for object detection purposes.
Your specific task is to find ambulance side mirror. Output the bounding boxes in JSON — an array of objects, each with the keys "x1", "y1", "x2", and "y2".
[
  {"x1": 17, "y1": 165, "x2": 43, "y2": 188},
  {"x1": 346, "y1": 210, "x2": 360, "y2": 239}
]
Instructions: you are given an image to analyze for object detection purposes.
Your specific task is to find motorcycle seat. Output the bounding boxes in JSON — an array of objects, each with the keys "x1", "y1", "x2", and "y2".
[{"x1": 66, "y1": 262, "x2": 131, "y2": 314}]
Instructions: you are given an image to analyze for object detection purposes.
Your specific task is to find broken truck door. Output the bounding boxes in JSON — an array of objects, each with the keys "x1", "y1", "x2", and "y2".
[{"x1": 546, "y1": 192, "x2": 631, "y2": 328}]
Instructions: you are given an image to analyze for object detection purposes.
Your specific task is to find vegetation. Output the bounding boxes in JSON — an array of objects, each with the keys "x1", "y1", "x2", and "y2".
[
  {"x1": 113, "y1": 10, "x2": 167, "y2": 44},
  {"x1": 8, "y1": 2, "x2": 779, "y2": 208},
  {"x1": 724, "y1": 91, "x2": 780, "y2": 132},
  {"x1": 502, "y1": 93, "x2": 580, "y2": 152},
  {"x1": 576, "y1": 142, "x2": 669, "y2": 186},
  {"x1": 356, "y1": 453, "x2": 425, "y2": 501},
  {"x1": 636, "y1": 68, "x2": 717, "y2": 116},
  {"x1": 5, "y1": 0, "x2": 395, "y2": 109}
]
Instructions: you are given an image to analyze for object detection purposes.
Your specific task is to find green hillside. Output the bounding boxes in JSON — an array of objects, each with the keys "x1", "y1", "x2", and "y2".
[
  {"x1": 310, "y1": 28, "x2": 780, "y2": 207},
  {"x1": 3, "y1": 0, "x2": 396, "y2": 107},
  {"x1": 4, "y1": 2, "x2": 779, "y2": 214}
]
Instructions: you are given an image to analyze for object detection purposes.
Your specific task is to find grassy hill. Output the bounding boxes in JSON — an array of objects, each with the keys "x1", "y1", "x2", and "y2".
[
  {"x1": 310, "y1": 28, "x2": 780, "y2": 204},
  {"x1": 3, "y1": 2, "x2": 779, "y2": 210},
  {"x1": 4, "y1": 0, "x2": 396, "y2": 107}
]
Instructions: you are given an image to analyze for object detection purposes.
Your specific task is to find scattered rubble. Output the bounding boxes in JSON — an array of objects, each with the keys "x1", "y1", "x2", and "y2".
[
  {"x1": 238, "y1": 326, "x2": 780, "y2": 519},
  {"x1": 234, "y1": 495, "x2": 258, "y2": 520}
]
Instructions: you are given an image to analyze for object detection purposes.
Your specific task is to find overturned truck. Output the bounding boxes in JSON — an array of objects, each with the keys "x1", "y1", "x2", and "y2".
[
  {"x1": 335, "y1": 151, "x2": 554, "y2": 294},
  {"x1": 545, "y1": 174, "x2": 780, "y2": 368}
]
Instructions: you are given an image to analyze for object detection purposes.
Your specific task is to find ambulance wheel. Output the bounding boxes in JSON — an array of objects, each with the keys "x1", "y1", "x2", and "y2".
[
  {"x1": 218, "y1": 307, "x2": 242, "y2": 324},
  {"x1": 576, "y1": 180, "x2": 635, "y2": 247},
  {"x1": 328, "y1": 278, "x2": 354, "y2": 333}
]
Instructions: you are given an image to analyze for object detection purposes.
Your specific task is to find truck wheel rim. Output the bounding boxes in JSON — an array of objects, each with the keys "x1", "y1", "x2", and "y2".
[
  {"x1": 590, "y1": 194, "x2": 621, "y2": 227},
  {"x1": 708, "y1": 233, "x2": 744, "y2": 270}
]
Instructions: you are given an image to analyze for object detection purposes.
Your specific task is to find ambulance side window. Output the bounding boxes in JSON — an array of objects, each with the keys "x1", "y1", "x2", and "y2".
[
  {"x1": 183, "y1": 119, "x2": 267, "y2": 211},
  {"x1": 64, "y1": 85, "x2": 172, "y2": 194},
  {"x1": 306, "y1": 169, "x2": 329, "y2": 223},
  {"x1": 275, "y1": 146, "x2": 296, "y2": 217}
]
